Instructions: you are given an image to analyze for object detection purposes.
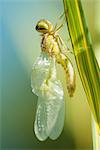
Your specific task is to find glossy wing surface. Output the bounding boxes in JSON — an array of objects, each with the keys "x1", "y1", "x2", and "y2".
[
  {"x1": 32, "y1": 52, "x2": 64, "y2": 141},
  {"x1": 49, "y1": 97, "x2": 65, "y2": 140},
  {"x1": 31, "y1": 52, "x2": 52, "y2": 96},
  {"x1": 34, "y1": 96, "x2": 48, "y2": 141},
  {"x1": 34, "y1": 78, "x2": 64, "y2": 141},
  {"x1": 45, "y1": 79, "x2": 64, "y2": 139}
]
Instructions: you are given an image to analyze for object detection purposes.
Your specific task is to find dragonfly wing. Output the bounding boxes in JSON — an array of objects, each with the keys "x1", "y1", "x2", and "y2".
[
  {"x1": 32, "y1": 54, "x2": 65, "y2": 141},
  {"x1": 43, "y1": 79, "x2": 64, "y2": 139},
  {"x1": 49, "y1": 98, "x2": 65, "y2": 140},
  {"x1": 34, "y1": 96, "x2": 48, "y2": 141},
  {"x1": 31, "y1": 52, "x2": 51, "y2": 96},
  {"x1": 34, "y1": 79, "x2": 64, "y2": 141}
]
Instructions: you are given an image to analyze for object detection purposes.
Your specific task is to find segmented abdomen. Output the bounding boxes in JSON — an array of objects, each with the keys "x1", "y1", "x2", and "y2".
[{"x1": 56, "y1": 53, "x2": 76, "y2": 97}]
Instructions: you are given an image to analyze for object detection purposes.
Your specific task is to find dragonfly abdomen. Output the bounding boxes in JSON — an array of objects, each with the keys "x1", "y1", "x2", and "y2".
[{"x1": 56, "y1": 53, "x2": 76, "y2": 97}]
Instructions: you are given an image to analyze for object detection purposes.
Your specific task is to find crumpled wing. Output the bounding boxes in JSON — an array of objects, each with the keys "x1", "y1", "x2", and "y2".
[
  {"x1": 32, "y1": 52, "x2": 65, "y2": 141},
  {"x1": 31, "y1": 52, "x2": 52, "y2": 96},
  {"x1": 45, "y1": 80, "x2": 65, "y2": 140},
  {"x1": 49, "y1": 97, "x2": 65, "y2": 140},
  {"x1": 34, "y1": 79, "x2": 64, "y2": 141},
  {"x1": 34, "y1": 96, "x2": 48, "y2": 141}
]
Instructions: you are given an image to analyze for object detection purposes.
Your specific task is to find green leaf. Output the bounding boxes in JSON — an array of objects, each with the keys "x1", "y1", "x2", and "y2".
[{"x1": 63, "y1": 0, "x2": 100, "y2": 133}]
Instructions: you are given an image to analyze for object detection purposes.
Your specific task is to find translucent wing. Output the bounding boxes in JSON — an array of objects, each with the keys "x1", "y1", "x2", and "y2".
[
  {"x1": 49, "y1": 96, "x2": 65, "y2": 140},
  {"x1": 31, "y1": 52, "x2": 64, "y2": 141},
  {"x1": 34, "y1": 79, "x2": 64, "y2": 141},
  {"x1": 45, "y1": 79, "x2": 65, "y2": 140},
  {"x1": 34, "y1": 96, "x2": 48, "y2": 141},
  {"x1": 31, "y1": 52, "x2": 52, "y2": 96}
]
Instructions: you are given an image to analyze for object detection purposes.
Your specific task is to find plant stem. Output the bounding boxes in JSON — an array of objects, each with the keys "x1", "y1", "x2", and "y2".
[
  {"x1": 92, "y1": 118, "x2": 100, "y2": 150},
  {"x1": 63, "y1": 0, "x2": 100, "y2": 149}
]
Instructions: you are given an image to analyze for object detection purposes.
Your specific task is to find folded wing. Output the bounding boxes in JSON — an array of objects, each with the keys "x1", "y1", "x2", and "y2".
[{"x1": 31, "y1": 52, "x2": 64, "y2": 141}]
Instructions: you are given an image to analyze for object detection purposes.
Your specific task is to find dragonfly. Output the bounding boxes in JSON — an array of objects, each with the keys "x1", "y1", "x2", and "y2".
[{"x1": 31, "y1": 19, "x2": 76, "y2": 141}]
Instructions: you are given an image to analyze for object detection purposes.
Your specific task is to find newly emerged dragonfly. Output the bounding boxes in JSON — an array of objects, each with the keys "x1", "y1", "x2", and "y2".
[{"x1": 31, "y1": 19, "x2": 76, "y2": 141}]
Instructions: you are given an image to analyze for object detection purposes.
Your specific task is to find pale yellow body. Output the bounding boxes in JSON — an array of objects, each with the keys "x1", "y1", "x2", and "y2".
[{"x1": 41, "y1": 33, "x2": 76, "y2": 97}]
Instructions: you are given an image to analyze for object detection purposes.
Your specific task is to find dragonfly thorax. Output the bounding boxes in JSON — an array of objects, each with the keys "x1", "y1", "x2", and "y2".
[{"x1": 41, "y1": 33, "x2": 60, "y2": 57}]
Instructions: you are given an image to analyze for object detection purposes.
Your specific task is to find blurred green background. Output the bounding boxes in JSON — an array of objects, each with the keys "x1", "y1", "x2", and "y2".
[{"x1": 0, "y1": 0, "x2": 100, "y2": 149}]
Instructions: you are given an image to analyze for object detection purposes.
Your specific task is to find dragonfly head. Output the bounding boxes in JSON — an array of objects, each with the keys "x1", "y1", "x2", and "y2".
[{"x1": 36, "y1": 20, "x2": 53, "y2": 33}]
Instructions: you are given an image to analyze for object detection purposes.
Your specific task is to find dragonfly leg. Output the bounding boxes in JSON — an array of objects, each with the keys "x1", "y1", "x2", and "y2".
[
  {"x1": 53, "y1": 13, "x2": 66, "y2": 32},
  {"x1": 56, "y1": 35, "x2": 73, "y2": 55},
  {"x1": 53, "y1": 8, "x2": 70, "y2": 33}
]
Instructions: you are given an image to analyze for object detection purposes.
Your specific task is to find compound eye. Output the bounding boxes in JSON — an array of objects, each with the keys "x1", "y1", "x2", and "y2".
[
  {"x1": 36, "y1": 25, "x2": 47, "y2": 31},
  {"x1": 36, "y1": 21, "x2": 49, "y2": 33}
]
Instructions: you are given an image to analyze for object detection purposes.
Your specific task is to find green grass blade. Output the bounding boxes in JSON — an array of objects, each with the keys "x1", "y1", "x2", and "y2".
[{"x1": 63, "y1": 0, "x2": 100, "y2": 133}]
